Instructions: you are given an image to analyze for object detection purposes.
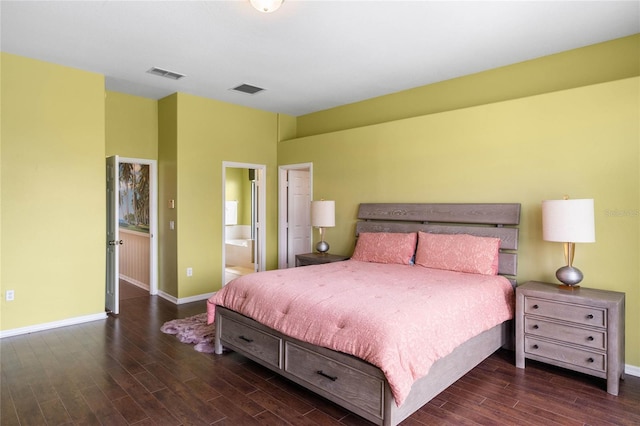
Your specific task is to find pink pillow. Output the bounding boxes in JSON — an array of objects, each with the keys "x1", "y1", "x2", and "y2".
[
  {"x1": 352, "y1": 232, "x2": 417, "y2": 265},
  {"x1": 415, "y1": 232, "x2": 500, "y2": 275}
]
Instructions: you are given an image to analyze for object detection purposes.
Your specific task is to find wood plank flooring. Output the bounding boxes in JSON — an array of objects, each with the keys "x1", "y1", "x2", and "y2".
[{"x1": 2, "y1": 282, "x2": 639, "y2": 425}]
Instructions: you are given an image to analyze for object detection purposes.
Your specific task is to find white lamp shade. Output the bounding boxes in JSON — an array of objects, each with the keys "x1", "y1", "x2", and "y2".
[
  {"x1": 311, "y1": 200, "x2": 335, "y2": 228},
  {"x1": 542, "y1": 198, "x2": 595, "y2": 243},
  {"x1": 249, "y1": 0, "x2": 284, "y2": 13}
]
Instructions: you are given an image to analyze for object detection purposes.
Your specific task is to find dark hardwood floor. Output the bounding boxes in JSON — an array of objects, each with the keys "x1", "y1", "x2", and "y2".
[{"x1": 2, "y1": 282, "x2": 639, "y2": 425}]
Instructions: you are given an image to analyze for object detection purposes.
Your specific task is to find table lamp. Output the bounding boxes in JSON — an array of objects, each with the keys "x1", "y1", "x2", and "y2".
[
  {"x1": 311, "y1": 200, "x2": 335, "y2": 254},
  {"x1": 542, "y1": 197, "x2": 595, "y2": 289}
]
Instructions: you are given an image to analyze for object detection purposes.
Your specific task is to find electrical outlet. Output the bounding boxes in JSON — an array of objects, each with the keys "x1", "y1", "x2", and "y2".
[
  {"x1": 186, "y1": 267, "x2": 193, "y2": 277},
  {"x1": 6, "y1": 290, "x2": 15, "y2": 301}
]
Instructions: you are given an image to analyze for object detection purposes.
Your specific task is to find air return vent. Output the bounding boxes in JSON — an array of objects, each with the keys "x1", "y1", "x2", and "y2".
[
  {"x1": 231, "y1": 83, "x2": 265, "y2": 95},
  {"x1": 146, "y1": 67, "x2": 186, "y2": 80}
]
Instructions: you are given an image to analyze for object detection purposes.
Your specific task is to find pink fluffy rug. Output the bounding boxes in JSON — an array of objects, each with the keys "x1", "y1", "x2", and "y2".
[{"x1": 160, "y1": 313, "x2": 216, "y2": 353}]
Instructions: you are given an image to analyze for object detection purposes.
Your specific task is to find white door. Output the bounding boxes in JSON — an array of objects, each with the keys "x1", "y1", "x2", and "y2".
[
  {"x1": 287, "y1": 170, "x2": 311, "y2": 267},
  {"x1": 106, "y1": 155, "x2": 120, "y2": 314}
]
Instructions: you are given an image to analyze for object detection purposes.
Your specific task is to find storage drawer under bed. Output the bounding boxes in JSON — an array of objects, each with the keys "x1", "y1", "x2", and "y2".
[
  {"x1": 284, "y1": 341, "x2": 384, "y2": 418},
  {"x1": 216, "y1": 306, "x2": 387, "y2": 424},
  {"x1": 218, "y1": 315, "x2": 282, "y2": 369}
]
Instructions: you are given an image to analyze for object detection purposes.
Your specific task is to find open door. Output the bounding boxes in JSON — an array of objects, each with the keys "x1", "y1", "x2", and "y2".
[
  {"x1": 222, "y1": 162, "x2": 266, "y2": 285},
  {"x1": 106, "y1": 155, "x2": 120, "y2": 314},
  {"x1": 117, "y1": 157, "x2": 158, "y2": 296}
]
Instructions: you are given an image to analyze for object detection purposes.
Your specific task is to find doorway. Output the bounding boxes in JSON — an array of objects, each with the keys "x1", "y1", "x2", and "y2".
[
  {"x1": 278, "y1": 163, "x2": 313, "y2": 269},
  {"x1": 222, "y1": 162, "x2": 266, "y2": 285},
  {"x1": 106, "y1": 156, "x2": 158, "y2": 314}
]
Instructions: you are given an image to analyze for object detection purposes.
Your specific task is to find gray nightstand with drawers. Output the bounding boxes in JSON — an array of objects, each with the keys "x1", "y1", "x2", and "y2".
[{"x1": 515, "y1": 281, "x2": 625, "y2": 395}]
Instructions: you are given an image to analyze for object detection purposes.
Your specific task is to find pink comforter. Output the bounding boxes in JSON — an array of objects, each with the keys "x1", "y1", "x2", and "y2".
[{"x1": 207, "y1": 260, "x2": 514, "y2": 406}]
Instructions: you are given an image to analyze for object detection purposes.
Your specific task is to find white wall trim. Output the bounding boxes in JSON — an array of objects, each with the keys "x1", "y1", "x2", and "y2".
[
  {"x1": 158, "y1": 290, "x2": 178, "y2": 304},
  {"x1": 157, "y1": 290, "x2": 215, "y2": 305},
  {"x1": 626, "y1": 363, "x2": 640, "y2": 377},
  {"x1": 119, "y1": 274, "x2": 150, "y2": 291},
  {"x1": 0, "y1": 312, "x2": 107, "y2": 339},
  {"x1": 178, "y1": 292, "x2": 216, "y2": 305}
]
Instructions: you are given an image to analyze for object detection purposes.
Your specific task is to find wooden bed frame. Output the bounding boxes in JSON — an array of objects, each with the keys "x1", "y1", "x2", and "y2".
[{"x1": 214, "y1": 203, "x2": 520, "y2": 425}]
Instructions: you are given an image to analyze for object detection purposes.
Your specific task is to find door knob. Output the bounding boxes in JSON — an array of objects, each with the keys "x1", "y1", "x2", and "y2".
[{"x1": 109, "y1": 240, "x2": 123, "y2": 245}]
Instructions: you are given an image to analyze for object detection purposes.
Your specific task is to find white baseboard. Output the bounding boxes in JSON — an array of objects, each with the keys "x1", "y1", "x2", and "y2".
[
  {"x1": 157, "y1": 290, "x2": 214, "y2": 305},
  {"x1": 119, "y1": 274, "x2": 150, "y2": 291},
  {"x1": 157, "y1": 290, "x2": 178, "y2": 304},
  {"x1": 0, "y1": 312, "x2": 107, "y2": 339},
  {"x1": 626, "y1": 363, "x2": 640, "y2": 377}
]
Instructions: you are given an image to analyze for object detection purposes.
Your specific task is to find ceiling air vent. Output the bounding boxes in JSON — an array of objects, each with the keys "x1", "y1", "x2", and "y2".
[
  {"x1": 146, "y1": 67, "x2": 186, "y2": 80},
  {"x1": 231, "y1": 83, "x2": 265, "y2": 95}
]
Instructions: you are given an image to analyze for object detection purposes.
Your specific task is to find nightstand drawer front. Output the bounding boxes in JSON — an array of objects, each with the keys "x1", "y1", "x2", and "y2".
[
  {"x1": 524, "y1": 297, "x2": 605, "y2": 327},
  {"x1": 524, "y1": 337, "x2": 606, "y2": 372},
  {"x1": 524, "y1": 317, "x2": 606, "y2": 350}
]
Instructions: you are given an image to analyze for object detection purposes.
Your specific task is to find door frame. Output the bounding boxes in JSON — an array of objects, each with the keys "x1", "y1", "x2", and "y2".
[
  {"x1": 106, "y1": 155, "x2": 120, "y2": 314},
  {"x1": 222, "y1": 161, "x2": 267, "y2": 285},
  {"x1": 115, "y1": 157, "x2": 158, "y2": 296},
  {"x1": 278, "y1": 163, "x2": 313, "y2": 269}
]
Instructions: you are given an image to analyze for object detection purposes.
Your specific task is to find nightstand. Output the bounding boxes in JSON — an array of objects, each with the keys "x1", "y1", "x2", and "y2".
[
  {"x1": 295, "y1": 252, "x2": 349, "y2": 267},
  {"x1": 515, "y1": 281, "x2": 625, "y2": 395}
]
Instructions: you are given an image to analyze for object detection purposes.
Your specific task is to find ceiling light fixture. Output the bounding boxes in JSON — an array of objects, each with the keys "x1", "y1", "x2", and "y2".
[{"x1": 250, "y1": 0, "x2": 284, "y2": 13}]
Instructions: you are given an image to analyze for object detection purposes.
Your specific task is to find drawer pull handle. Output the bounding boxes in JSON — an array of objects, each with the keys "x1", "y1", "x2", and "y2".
[
  {"x1": 532, "y1": 344, "x2": 539, "y2": 350},
  {"x1": 587, "y1": 357, "x2": 594, "y2": 363},
  {"x1": 587, "y1": 336, "x2": 594, "y2": 341},
  {"x1": 532, "y1": 304, "x2": 539, "y2": 309},
  {"x1": 239, "y1": 335, "x2": 254, "y2": 343},
  {"x1": 316, "y1": 370, "x2": 338, "y2": 381},
  {"x1": 532, "y1": 325, "x2": 539, "y2": 330}
]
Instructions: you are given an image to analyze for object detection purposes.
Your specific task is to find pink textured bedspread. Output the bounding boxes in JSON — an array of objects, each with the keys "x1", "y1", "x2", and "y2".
[{"x1": 207, "y1": 260, "x2": 514, "y2": 406}]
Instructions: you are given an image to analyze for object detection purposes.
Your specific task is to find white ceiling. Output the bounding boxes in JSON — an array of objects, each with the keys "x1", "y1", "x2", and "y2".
[{"x1": 1, "y1": 1, "x2": 638, "y2": 116}]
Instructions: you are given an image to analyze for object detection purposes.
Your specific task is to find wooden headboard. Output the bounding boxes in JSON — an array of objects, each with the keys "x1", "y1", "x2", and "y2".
[{"x1": 355, "y1": 203, "x2": 521, "y2": 282}]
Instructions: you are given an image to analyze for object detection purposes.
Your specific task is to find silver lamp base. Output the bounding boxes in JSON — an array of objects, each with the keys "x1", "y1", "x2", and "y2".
[
  {"x1": 315, "y1": 240, "x2": 330, "y2": 254},
  {"x1": 556, "y1": 265, "x2": 583, "y2": 289}
]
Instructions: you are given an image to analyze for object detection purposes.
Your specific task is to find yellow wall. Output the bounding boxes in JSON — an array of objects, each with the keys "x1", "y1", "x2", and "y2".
[
  {"x1": 278, "y1": 77, "x2": 640, "y2": 366},
  {"x1": 158, "y1": 95, "x2": 178, "y2": 297},
  {"x1": 241, "y1": 169, "x2": 254, "y2": 225},
  {"x1": 0, "y1": 53, "x2": 106, "y2": 330},
  {"x1": 225, "y1": 167, "x2": 244, "y2": 213},
  {"x1": 105, "y1": 91, "x2": 158, "y2": 159},
  {"x1": 298, "y1": 34, "x2": 640, "y2": 137},
  {"x1": 159, "y1": 93, "x2": 279, "y2": 299},
  {"x1": 225, "y1": 168, "x2": 253, "y2": 225}
]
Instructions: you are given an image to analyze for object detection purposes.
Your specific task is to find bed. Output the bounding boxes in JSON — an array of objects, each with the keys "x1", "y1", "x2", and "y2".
[{"x1": 209, "y1": 203, "x2": 520, "y2": 425}]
